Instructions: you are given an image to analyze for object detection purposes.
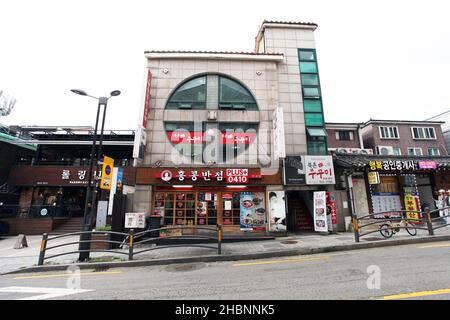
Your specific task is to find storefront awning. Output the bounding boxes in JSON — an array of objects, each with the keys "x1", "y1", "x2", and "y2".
[{"x1": 307, "y1": 128, "x2": 327, "y2": 137}]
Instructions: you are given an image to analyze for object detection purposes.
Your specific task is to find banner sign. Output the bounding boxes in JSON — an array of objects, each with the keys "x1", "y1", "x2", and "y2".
[
  {"x1": 272, "y1": 107, "x2": 286, "y2": 159},
  {"x1": 313, "y1": 191, "x2": 328, "y2": 232},
  {"x1": 418, "y1": 161, "x2": 437, "y2": 170},
  {"x1": 369, "y1": 160, "x2": 417, "y2": 171},
  {"x1": 124, "y1": 212, "x2": 146, "y2": 229},
  {"x1": 305, "y1": 156, "x2": 335, "y2": 185},
  {"x1": 404, "y1": 194, "x2": 420, "y2": 221},
  {"x1": 268, "y1": 190, "x2": 286, "y2": 231},
  {"x1": 100, "y1": 156, "x2": 114, "y2": 190},
  {"x1": 239, "y1": 192, "x2": 266, "y2": 231},
  {"x1": 368, "y1": 172, "x2": 380, "y2": 185}
]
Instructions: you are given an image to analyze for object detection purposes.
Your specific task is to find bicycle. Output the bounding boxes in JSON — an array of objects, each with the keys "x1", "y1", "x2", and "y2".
[{"x1": 379, "y1": 215, "x2": 417, "y2": 238}]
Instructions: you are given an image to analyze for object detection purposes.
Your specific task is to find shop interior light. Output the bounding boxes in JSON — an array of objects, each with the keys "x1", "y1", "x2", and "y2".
[
  {"x1": 173, "y1": 185, "x2": 193, "y2": 188},
  {"x1": 226, "y1": 185, "x2": 247, "y2": 188}
]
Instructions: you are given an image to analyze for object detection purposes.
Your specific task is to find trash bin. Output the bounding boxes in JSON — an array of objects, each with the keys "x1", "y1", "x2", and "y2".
[{"x1": 147, "y1": 215, "x2": 161, "y2": 237}]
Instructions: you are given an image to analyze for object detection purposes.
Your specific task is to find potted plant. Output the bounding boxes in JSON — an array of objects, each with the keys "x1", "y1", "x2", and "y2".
[{"x1": 91, "y1": 225, "x2": 111, "y2": 250}]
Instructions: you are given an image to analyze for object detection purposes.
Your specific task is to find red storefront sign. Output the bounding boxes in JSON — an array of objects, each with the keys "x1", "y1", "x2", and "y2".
[
  {"x1": 157, "y1": 168, "x2": 258, "y2": 183},
  {"x1": 166, "y1": 131, "x2": 257, "y2": 145},
  {"x1": 226, "y1": 169, "x2": 248, "y2": 184},
  {"x1": 142, "y1": 69, "x2": 153, "y2": 129}
]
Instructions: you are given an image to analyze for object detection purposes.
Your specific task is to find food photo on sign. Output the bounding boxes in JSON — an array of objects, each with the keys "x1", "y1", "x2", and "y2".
[{"x1": 239, "y1": 192, "x2": 266, "y2": 231}]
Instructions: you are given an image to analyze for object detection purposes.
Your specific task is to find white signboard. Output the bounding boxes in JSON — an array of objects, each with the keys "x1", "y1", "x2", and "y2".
[
  {"x1": 272, "y1": 107, "x2": 286, "y2": 159},
  {"x1": 96, "y1": 201, "x2": 108, "y2": 228},
  {"x1": 313, "y1": 191, "x2": 328, "y2": 232},
  {"x1": 305, "y1": 156, "x2": 336, "y2": 185},
  {"x1": 372, "y1": 194, "x2": 403, "y2": 218},
  {"x1": 124, "y1": 212, "x2": 146, "y2": 229},
  {"x1": 268, "y1": 190, "x2": 286, "y2": 231},
  {"x1": 133, "y1": 126, "x2": 147, "y2": 160}
]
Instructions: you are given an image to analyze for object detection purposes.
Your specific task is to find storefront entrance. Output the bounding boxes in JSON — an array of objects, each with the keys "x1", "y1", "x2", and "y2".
[
  {"x1": 286, "y1": 191, "x2": 314, "y2": 232},
  {"x1": 152, "y1": 187, "x2": 266, "y2": 231}
]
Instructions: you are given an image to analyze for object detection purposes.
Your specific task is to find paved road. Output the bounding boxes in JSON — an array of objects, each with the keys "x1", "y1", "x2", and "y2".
[{"x1": 1, "y1": 241, "x2": 450, "y2": 300}]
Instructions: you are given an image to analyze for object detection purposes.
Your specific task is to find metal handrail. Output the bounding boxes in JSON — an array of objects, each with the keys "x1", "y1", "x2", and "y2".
[
  {"x1": 38, "y1": 224, "x2": 223, "y2": 265},
  {"x1": 352, "y1": 208, "x2": 450, "y2": 242}
]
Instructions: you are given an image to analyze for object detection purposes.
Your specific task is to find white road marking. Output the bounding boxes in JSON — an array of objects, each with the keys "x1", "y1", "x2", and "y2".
[{"x1": 0, "y1": 286, "x2": 94, "y2": 300}]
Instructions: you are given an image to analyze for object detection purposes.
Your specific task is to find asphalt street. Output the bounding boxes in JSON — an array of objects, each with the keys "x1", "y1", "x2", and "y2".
[{"x1": 0, "y1": 241, "x2": 450, "y2": 300}]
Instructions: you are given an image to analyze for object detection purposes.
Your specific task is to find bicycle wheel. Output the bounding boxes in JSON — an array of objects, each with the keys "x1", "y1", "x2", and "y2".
[
  {"x1": 379, "y1": 224, "x2": 393, "y2": 238},
  {"x1": 405, "y1": 222, "x2": 417, "y2": 236}
]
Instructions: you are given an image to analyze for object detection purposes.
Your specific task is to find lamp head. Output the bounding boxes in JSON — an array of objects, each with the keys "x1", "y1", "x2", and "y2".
[
  {"x1": 70, "y1": 89, "x2": 88, "y2": 96},
  {"x1": 110, "y1": 90, "x2": 121, "y2": 97}
]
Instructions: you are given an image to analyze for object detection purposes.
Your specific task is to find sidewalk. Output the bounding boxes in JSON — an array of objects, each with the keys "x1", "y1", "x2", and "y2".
[{"x1": 1, "y1": 225, "x2": 450, "y2": 275}]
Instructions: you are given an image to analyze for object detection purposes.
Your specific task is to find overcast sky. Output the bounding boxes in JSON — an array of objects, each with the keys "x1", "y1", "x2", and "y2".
[{"x1": 1, "y1": 0, "x2": 449, "y2": 130}]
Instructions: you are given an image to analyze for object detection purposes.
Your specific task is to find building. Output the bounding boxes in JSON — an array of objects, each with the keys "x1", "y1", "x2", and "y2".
[
  {"x1": 426, "y1": 110, "x2": 450, "y2": 154},
  {"x1": 0, "y1": 126, "x2": 136, "y2": 235},
  {"x1": 133, "y1": 20, "x2": 336, "y2": 236},
  {"x1": 331, "y1": 119, "x2": 450, "y2": 221}
]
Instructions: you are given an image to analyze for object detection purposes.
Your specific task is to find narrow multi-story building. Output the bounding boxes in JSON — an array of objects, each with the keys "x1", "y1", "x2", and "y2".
[{"x1": 133, "y1": 20, "x2": 336, "y2": 236}]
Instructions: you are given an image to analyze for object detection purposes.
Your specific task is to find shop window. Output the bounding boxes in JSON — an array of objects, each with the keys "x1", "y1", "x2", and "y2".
[
  {"x1": 428, "y1": 148, "x2": 440, "y2": 156},
  {"x1": 303, "y1": 99, "x2": 322, "y2": 112},
  {"x1": 218, "y1": 77, "x2": 258, "y2": 110},
  {"x1": 166, "y1": 76, "x2": 207, "y2": 109}
]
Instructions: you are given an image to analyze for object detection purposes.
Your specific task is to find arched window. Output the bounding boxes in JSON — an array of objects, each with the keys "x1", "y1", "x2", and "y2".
[
  {"x1": 218, "y1": 77, "x2": 257, "y2": 110},
  {"x1": 166, "y1": 76, "x2": 207, "y2": 109}
]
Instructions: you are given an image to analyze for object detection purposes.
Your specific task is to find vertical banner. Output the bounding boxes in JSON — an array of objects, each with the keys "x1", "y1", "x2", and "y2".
[
  {"x1": 268, "y1": 190, "x2": 286, "y2": 231},
  {"x1": 100, "y1": 156, "x2": 114, "y2": 190},
  {"x1": 404, "y1": 194, "x2": 419, "y2": 221},
  {"x1": 272, "y1": 107, "x2": 286, "y2": 159},
  {"x1": 240, "y1": 192, "x2": 266, "y2": 231},
  {"x1": 313, "y1": 191, "x2": 328, "y2": 232}
]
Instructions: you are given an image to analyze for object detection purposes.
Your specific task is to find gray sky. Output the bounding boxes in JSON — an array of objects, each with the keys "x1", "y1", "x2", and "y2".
[{"x1": 1, "y1": 0, "x2": 449, "y2": 130}]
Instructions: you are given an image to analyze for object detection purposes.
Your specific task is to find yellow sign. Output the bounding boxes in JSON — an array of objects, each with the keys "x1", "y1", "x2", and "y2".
[
  {"x1": 404, "y1": 194, "x2": 419, "y2": 221},
  {"x1": 367, "y1": 172, "x2": 380, "y2": 184},
  {"x1": 100, "y1": 156, "x2": 114, "y2": 190}
]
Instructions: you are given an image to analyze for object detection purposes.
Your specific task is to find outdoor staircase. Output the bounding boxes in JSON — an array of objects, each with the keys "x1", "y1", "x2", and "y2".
[
  {"x1": 51, "y1": 217, "x2": 84, "y2": 234},
  {"x1": 289, "y1": 198, "x2": 314, "y2": 231}
]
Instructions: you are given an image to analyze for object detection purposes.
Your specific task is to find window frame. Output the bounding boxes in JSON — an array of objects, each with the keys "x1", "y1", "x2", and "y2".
[
  {"x1": 411, "y1": 127, "x2": 437, "y2": 140},
  {"x1": 379, "y1": 126, "x2": 400, "y2": 139},
  {"x1": 428, "y1": 147, "x2": 440, "y2": 156},
  {"x1": 166, "y1": 76, "x2": 207, "y2": 110},
  {"x1": 407, "y1": 147, "x2": 423, "y2": 156},
  {"x1": 218, "y1": 76, "x2": 258, "y2": 110}
]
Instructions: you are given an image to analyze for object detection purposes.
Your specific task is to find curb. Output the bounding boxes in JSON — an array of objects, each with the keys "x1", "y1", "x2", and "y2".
[{"x1": 3, "y1": 234, "x2": 450, "y2": 275}]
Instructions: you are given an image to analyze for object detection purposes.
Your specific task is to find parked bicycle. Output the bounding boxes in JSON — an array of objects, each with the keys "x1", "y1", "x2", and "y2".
[{"x1": 379, "y1": 215, "x2": 417, "y2": 238}]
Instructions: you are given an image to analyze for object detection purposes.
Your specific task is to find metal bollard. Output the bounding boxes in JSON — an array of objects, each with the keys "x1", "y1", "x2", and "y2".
[
  {"x1": 38, "y1": 233, "x2": 48, "y2": 266},
  {"x1": 128, "y1": 229, "x2": 134, "y2": 260},
  {"x1": 352, "y1": 216, "x2": 360, "y2": 243},
  {"x1": 426, "y1": 211, "x2": 434, "y2": 236},
  {"x1": 217, "y1": 224, "x2": 222, "y2": 255}
]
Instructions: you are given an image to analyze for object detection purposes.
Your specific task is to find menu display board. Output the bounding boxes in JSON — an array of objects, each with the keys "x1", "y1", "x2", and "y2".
[
  {"x1": 313, "y1": 191, "x2": 328, "y2": 232},
  {"x1": 240, "y1": 192, "x2": 266, "y2": 231}
]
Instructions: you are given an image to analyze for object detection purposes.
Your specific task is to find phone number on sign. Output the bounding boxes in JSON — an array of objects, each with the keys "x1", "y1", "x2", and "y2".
[{"x1": 226, "y1": 176, "x2": 248, "y2": 183}]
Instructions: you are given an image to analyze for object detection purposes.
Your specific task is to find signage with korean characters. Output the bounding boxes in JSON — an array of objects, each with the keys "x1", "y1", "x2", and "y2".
[
  {"x1": 418, "y1": 161, "x2": 437, "y2": 170},
  {"x1": 305, "y1": 156, "x2": 335, "y2": 185},
  {"x1": 60, "y1": 169, "x2": 99, "y2": 185},
  {"x1": 404, "y1": 194, "x2": 420, "y2": 221},
  {"x1": 157, "y1": 168, "x2": 260, "y2": 184},
  {"x1": 369, "y1": 160, "x2": 417, "y2": 171},
  {"x1": 368, "y1": 172, "x2": 381, "y2": 185}
]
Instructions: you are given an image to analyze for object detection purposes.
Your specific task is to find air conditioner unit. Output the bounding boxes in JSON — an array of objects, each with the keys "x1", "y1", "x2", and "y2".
[
  {"x1": 207, "y1": 110, "x2": 217, "y2": 121},
  {"x1": 376, "y1": 146, "x2": 395, "y2": 155}
]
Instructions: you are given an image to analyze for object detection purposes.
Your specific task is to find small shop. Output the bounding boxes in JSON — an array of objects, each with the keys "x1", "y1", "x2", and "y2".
[
  {"x1": 136, "y1": 167, "x2": 282, "y2": 234},
  {"x1": 332, "y1": 154, "x2": 450, "y2": 220}
]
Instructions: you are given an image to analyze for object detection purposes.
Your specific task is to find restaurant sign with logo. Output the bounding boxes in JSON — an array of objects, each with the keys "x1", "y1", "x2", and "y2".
[{"x1": 158, "y1": 168, "x2": 261, "y2": 184}]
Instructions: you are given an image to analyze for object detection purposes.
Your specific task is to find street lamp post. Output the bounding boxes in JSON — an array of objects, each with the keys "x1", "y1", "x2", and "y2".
[{"x1": 71, "y1": 89, "x2": 121, "y2": 261}]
